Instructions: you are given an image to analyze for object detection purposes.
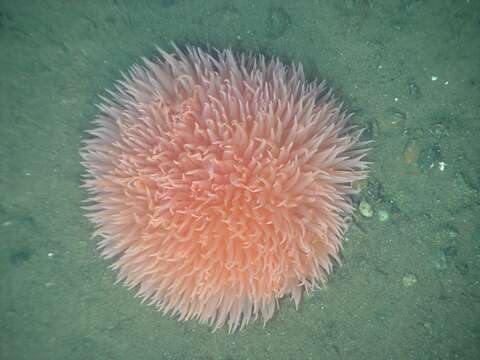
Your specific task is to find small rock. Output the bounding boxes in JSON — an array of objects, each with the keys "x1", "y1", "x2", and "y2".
[
  {"x1": 378, "y1": 209, "x2": 389, "y2": 222},
  {"x1": 9, "y1": 249, "x2": 33, "y2": 266},
  {"x1": 389, "y1": 109, "x2": 407, "y2": 128},
  {"x1": 407, "y1": 79, "x2": 421, "y2": 98},
  {"x1": 418, "y1": 143, "x2": 442, "y2": 172},
  {"x1": 405, "y1": 127, "x2": 425, "y2": 138},
  {"x1": 266, "y1": 7, "x2": 291, "y2": 39},
  {"x1": 402, "y1": 273, "x2": 417, "y2": 287},
  {"x1": 359, "y1": 200, "x2": 373, "y2": 218},
  {"x1": 434, "y1": 251, "x2": 448, "y2": 270},
  {"x1": 423, "y1": 321, "x2": 433, "y2": 334},
  {"x1": 455, "y1": 262, "x2": 469, "y2": 275},
  {"x1": 438, "y1": 224, "x2": 459, "y2": 239},
  {"x1": 364, "y1": 176, "x2": 384, "y2": 204},
  {"x1": 442, "y1": 246, "x2": 457, "y2": 257},
  {"x1": 403, "y1": 140, "x2": 417, "y2": 165},
  {"x1": 431, "y1": 123, "x2": 449, "y2": 139},
  {"x1": 363, "y1": 118, "x2": 379, "y2": 139}
]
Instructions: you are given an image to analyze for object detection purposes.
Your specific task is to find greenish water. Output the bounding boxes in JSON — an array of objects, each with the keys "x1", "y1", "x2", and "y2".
[{"x1": 1, "y1": 0, "x2": 479, "y2": 359}]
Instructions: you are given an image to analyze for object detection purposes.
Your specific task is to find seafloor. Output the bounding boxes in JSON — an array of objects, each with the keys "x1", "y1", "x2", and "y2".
[{"x1": 0, "y1": 1, "x2": 479, "y2": 359}]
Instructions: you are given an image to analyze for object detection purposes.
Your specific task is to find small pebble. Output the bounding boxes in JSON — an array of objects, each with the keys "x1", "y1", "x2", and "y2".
[
  {"x1": 378, "y1": 209, "x2": 389, "y2": 222},
  {"x1": 434, "y1": 251, "x2": 448, "y2": 270},
  {"x1": 446, "y1": 227, "x2": 459, "y2": 239},
  {"x1": 423, "y1": 322, "x2": 433, "y2": 333},
  {"x1": 359, "y1": 200, "x2": 373, "y2": 218},
  {"x1": 402, "y1": 273, "x2": 417, "y2": 287}
]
